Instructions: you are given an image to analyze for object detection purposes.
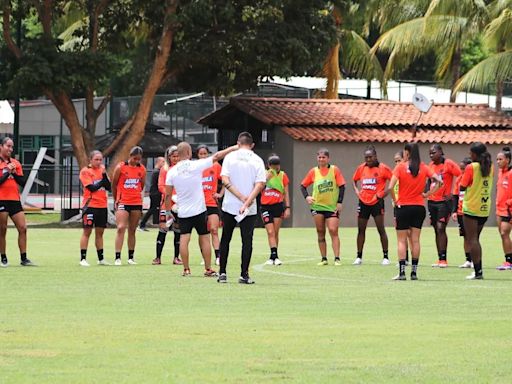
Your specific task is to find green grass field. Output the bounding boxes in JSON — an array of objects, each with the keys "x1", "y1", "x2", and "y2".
[{"x1": 0, "y1": 226, "x2": 510, "y2": 383}]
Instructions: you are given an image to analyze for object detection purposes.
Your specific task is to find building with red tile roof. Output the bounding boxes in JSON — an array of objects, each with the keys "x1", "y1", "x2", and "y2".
[{"x1": 199, "y1": 97, "x2": 512, "y2": 227}]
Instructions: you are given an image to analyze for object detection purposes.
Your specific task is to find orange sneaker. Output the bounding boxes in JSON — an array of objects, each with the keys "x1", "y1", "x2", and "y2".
[
  {"x1": 438, "y1": 260, "x2": 448, "y2": 268},
  {"x1": 496, "y1": 261, "x2": 512, "y2": 270}
]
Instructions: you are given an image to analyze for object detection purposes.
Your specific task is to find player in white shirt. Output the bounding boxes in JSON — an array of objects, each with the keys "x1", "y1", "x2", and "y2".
[
  {"x1": 165, "y1": 142, "x2": 238, "y2": 276},
  {"x1": 218, "y1": 132, "x2": 266, "y2": 284}
]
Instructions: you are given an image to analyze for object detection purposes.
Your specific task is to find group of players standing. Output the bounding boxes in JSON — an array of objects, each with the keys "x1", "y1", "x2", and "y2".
[{"x1": 0, "y1": 133, "x2": 508, "y2": 281}]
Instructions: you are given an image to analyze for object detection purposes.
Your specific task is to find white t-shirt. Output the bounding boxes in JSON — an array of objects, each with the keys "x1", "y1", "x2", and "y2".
[
  {"x1": 221, "y1": 148, "x2": 266, "y2": 216},
  {"x1": 166, "y1": 157, "x2": 213, "y2": 218}
]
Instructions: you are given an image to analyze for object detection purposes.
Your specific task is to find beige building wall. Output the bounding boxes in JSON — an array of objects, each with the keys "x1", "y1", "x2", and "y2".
[{"x1": 286, "y1": 137, "x2": 503, "y2": 228}]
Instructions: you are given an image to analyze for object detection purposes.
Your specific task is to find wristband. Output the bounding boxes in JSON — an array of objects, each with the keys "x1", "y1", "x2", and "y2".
[{"x1": 285, "y1": 206, "x2": 290, "y2": 209}]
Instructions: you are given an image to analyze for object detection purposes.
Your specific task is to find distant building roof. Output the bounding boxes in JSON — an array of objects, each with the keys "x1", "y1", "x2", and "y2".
[{"x1": 198, "y1": 97, "x2": 512, "y2": 144}]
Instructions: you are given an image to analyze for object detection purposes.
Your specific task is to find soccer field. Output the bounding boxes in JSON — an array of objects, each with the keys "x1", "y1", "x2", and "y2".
[{"x1": 0, "y1": 227, "x2": 510, "y2": 383}]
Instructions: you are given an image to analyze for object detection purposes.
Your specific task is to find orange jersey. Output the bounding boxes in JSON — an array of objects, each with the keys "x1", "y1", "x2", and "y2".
[
  {"x1": 301, "y1": 165, "x2": 345, "y2": 188},
  {"x1": 352, "y1": 162, "x2": 392, "y2": 205},
  {"x1": 496, "y1": 168, "x2": 512, "y2": 216},
  {"x1": 116, "y1": 162, "x2": 145, "y2": 205},
  {"x1": 453, "y1": 174, "x2": 464, "y2": 215},
  {"x1": 80, "y1": 166, "x2": 108, "y2": 208},
  {"x1": 0, "y1": 157, "x2": 23, "y2": 201},
  {"x1": 158, "y1": 164, "x2": 177, "y2": 208},
  {"x1": 428, "y1": 159, "x2": 461, "y2": 202},
  {"x1": 202, "y1": 162, "x2": 222, "y2": 207},
  {"x1": 261, "y1": 171, "x2": 289, "y2": 205},
  {"x1": 393, "y1": 162, "x2": 434, "y2": 206}
]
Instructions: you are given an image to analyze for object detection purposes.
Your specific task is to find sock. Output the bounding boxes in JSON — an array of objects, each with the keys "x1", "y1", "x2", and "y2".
[
  {"x1": 215, "y1": 249, "x2": 220, "y2": 259},
  {"x1": 465, "y1": 252, "x2": 471, "y2": 262},
  {"x1": 80, "y1": 249, "x2": 87, "y2": 261},
  {"x1": 1, "y1": 253, "x2": 7, "y2": 262},
  {"x1": 115, "y1": 252, "x2": 121, "y2": 260},
  {"x1": 156, "y1": 231, "x2": 167, "y2": 259},
  {"x1": 20, "y1": 252, "x2": 27, "y2": 261},
  {"x1": 97, "y1": 249, "x2": 104, "y2": 261},
  {"x1": 505, "y1": 253, "x2": 512, "y2": 263},
  {"x1": 411, "y1": 259, "x2": 418, "y2": 274},
  {"x1": 335, "y1": 256, "x2": 340, "y2": 261},
  {"x1": 383, "y1": 250, "x2": 389, "y2": 259},
  {"x1": 357, "y1": 251, "x2": 362, "y2": 259},
  {"x1": 270, "y1": 247, "x2": 278, "y2": 260},
  {"x1": 438, "y1": 251, "x2": 447, "y2": 261},
  {"x1": 474, "y1": 262, "x2": 483, "y2": 276},
  {"x1": 399, "y1": 259, "x2": 406, "y2": 275},
  {"x1": 321, "y1": 256, "x2": 327, "y2": 261},
  {"x1": 405, "y1": 249, "x2": 409, "y2": 262},
  {"x1": 174, "y1": 232, "x2": 180, "y2": 259},
  {"x1": 128, "y1": 250, "x2": 134, "y2": 260}
]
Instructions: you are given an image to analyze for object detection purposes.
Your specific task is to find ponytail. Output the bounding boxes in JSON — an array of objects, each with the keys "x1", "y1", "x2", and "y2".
[
  {"x1": 470, "y1": 142, "x2": 491, "y2": 177},
  {"x1": 404, "y1": 142, "x2": 420, "y2": 177}
]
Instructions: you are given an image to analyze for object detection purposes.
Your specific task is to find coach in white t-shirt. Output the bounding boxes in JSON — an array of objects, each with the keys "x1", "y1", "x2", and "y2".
[
  {"x1": 218, "y1": 132, "x2": 266, "y2": 285},
  {"x1": 165, "y1": 141, "x2": 238, "y2": 277}
]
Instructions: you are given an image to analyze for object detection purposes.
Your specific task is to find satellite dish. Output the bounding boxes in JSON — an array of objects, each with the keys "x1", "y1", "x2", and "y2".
[{"x1": 412, "y1": 93, "x2": 433, "y2": 113}]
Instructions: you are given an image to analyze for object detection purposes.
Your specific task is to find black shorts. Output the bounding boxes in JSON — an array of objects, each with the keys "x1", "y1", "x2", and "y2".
[
  {"x1": 261, "y1": 203, "x2": 284, "y2": 225},
  {"x1": 117, "y1": 204, "x2": 142, "y2": 212},
  {"x1": 82, "y1": 207, "x2": 108, "y2": 228},
  {"x1": 311, "y1": 209, "x2": 339, "y2": 219},
  {"x1": 457, "y1": 215, "x2": 465, "y2": 237},
  {"x1": 499, "y1": 215, "x2": 512, "y2": 223},
  {"x1": 428, "y1": 200, "x2": 451, "y2": 224},
  {"x1": 357, "y1": 199, "x2": 384, "y2": 220},
  {"x1": 206, "y1": 206, "x2": 220, "y2": 217},
  {"x1": 0, "y1": 200, "x2": 23, "y2": 217},
  {"x1": 395, "y1": 205, "x2": 426, "y2": 230},
  {"x1": 179, "y1": 211, "x2": 209, "y2": 235},
  {"x1": 464, "y1": 214, "x2": 488, "y2": 226}
]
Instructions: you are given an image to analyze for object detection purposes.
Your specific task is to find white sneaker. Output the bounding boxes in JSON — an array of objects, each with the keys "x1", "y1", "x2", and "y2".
[
  {"x1": 114, "y1": 258, "x2": 122, "y2": 266},
  {"x1": 274, "y1": 258, "x2": 282, "y2": 266},
  {"x1": 352, "y1": 257, "x2": 362, "y2": 265},
  {"x1": 79, "y1": 259, "x2": 90, "y2": 267},
  {"x1": 381, "y1": 258, "x2": 391, "y2": 266},
  {"x1": 97, "y1": 259, "x2": 110, "y2": 266},
  {"x1": 127, "y1": 259, "x2": 137, "y2": 265},
  {"x1": 459, "y1": 260, "x2": 473, "y2": 268},
  {"x1": 200, "y1": 260, "x2": 205, "y2": 265},
  {"x1": 0, "y1": 260, "x2": 8, "y2": 268},
  {"x1": 215, "y1": 257, "x2": 220, "y2": 266},
  {"x1": 264, "y1": 259, "x2": 274, "y2": 265}
]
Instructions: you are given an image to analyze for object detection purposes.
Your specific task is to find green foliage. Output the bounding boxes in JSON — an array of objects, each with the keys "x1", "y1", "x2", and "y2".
[{"x1": 460, "y1": 36, "x2": 489, "y2": 75}]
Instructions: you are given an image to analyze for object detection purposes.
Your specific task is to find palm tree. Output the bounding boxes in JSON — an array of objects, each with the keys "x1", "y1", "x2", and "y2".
[
  {"x1": 455, "y1": 1, "x2": 512, "y2": 111},
  {"x1": 320, "y1": 1, "x2": 383, "y2": 99},
  {"x1": 371, "y1": 0, "x2": 488, "y2": 102}
]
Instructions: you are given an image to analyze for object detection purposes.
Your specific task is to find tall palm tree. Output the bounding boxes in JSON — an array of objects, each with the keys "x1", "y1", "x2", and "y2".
[
  {"x1": 371, "y1": 0, "x2": 488, "y2": 102},
  {"x1": 320, "y1": 1, "x2": 383, "y2": 99},
  {"x1": 455, "y1": 1, "x2": 512, "y2": 111}
]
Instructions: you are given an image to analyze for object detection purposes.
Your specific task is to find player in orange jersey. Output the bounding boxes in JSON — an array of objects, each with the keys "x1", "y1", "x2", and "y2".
[
  {"x1": 460, "y1": 142, "x2": 493, "y2": 280},
  {"x1": 111, "y1": 146, "x2": 146, "y2": 265},
  {"x1": 197, "y1": 145, "x2": 223, "y2": 266},
  {"x1": 261, "y1": 154, "x2": 290, "y2": 266},
  {"x1": 78, "y1": 150, "x2": 111, "y2": 267},
  {"x1": 152, "y1": 145, "x2": 182, "y2": 265},
  {"x1": 0, "y1": 137, "x2": 35, "y2": 267},
  {"x1": 428, "y1": 144, "x2": 461, "y2": 268},
  {"x1": 352, "y1": 145, "x2": 392, "y2": 266},
  {"x1": 300, "y1": 148, "x2": 346, "y2": 266},
  {"x1": 495, "y1": 147, "x2": 512, "y2": 270},
  {"x1": 451, "y1": 158, "x2": 473, "y2": 269},
  {"x1": 384, "y1": 143, "x2": 442, "y2": 281}
]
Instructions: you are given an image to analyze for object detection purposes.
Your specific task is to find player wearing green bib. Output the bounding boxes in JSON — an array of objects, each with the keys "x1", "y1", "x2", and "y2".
[
  {"x1": 301, "y1": 148, "x2": 346, "y2": 266},
  {"x1": 460, "y1": 142, "x2": 493, "y2": 280}
]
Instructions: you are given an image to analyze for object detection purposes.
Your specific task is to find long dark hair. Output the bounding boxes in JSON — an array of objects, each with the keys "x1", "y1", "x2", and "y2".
[
  {"x1": 470, "y1": 142, "x2": 491, "y2": 177},
  {"x1": 404, "y1": 142, "x2": 420, "y2": 176}
]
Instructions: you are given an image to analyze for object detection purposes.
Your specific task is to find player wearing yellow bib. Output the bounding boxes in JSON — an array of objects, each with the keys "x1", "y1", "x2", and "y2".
[
  {"x1": 301, "y1": 148, "x2": 346, "y2": 266},
  {"x1": 460, "y1": 142, "x2": 493, "y2": 280}
]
